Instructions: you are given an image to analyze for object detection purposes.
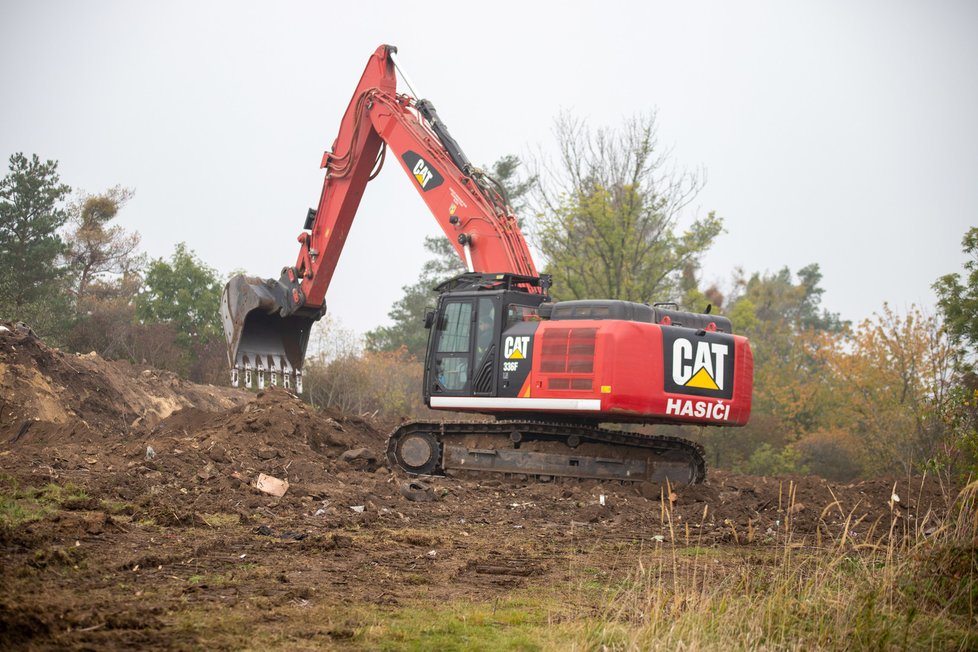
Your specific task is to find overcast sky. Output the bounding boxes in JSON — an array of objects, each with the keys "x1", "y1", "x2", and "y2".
[{"x1": 2, "y1": 1, "x2": 975, "y2": 336}]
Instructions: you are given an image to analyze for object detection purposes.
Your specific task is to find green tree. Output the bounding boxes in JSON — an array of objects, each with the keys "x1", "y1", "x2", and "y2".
[
  {"x1": 532, "y1": 113, "x2": 721, "y2": 303},
  {"x1": 932, "y1": 227, "x2": 978, "y2": 477},
  {"x1": 691, "y1": 264, "x2": 844, "y2": 472},
  {"x1": 136, "y1": 243, "x2": 223, "y2": 379},
  {"x1": 934, "y1": 227, "x2": 978, "y2": 359},
  {"x1": 365, "y1": 156, "x2": 534, "y2": 357},
  {"x1": 0, "y1": 153, "x2": 72, "y2": 335},
  {"x1": 732, "y1": 264, "x2": 844, "y2": 333}
]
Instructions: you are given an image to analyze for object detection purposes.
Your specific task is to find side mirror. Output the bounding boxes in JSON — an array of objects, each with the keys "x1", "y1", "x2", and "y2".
[{"x1": 424, "y1": 309, "x2": 436, "y2": 329}]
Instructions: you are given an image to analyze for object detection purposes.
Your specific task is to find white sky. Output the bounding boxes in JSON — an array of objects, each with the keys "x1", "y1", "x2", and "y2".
[{"x1": 2, "y1": 0, "x2": 975, "y2": 335}]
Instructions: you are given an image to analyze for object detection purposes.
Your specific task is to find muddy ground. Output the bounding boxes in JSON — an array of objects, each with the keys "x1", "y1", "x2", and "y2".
[{"x1": 0, "y1": 325, "x2": 952, "y2": 649}]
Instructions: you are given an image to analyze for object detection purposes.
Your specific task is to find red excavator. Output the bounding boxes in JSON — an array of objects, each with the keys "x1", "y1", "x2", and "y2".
[{"x1": 221, "y1": 45, "x2": 753, "y2": 485}]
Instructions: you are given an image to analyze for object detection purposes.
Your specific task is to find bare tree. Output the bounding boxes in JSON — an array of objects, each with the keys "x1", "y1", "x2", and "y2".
[{"x1": 530, "y1": 112, "x2": 721, "y2": 303}]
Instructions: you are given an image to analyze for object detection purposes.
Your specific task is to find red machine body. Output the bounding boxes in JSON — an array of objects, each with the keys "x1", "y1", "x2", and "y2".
[{"x1": 514, "y1": 320, "x2": 753, "y2": 425}]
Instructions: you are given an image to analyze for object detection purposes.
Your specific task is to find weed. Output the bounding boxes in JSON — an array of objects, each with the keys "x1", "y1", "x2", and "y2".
[{"x1": 198, "y1": 513, "x2": 238, "y2": 528}]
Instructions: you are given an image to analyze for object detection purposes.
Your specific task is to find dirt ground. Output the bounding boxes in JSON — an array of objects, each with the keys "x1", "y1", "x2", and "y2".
[{"x1": 0, "y1": 324, "x2": 952, "y2": 650}]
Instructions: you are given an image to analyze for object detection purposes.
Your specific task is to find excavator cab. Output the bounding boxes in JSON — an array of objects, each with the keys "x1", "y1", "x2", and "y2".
[{"x1": 422, "y1": 273, "x2": 550, "y2": 406}]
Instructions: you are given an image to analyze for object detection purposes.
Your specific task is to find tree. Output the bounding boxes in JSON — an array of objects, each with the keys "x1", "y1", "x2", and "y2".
[
  {"x1": 689, "y1": 264, "x2": 844, "y2": 472},
  {"x1": 64, "y1": 186, "x2": 141, "y2": 301},
  {"x1": 135, "y1": 243, "x2": 224, "y2": 380},
  {"x1": 0, "y1": 153, "x2": 72, "y2": 335},
  {"x1": 365, "y1": 156, "x2": 534, "y2": 357},
  {"x1": 820, "y1": 306, "x2": 954, "y2": 476},
  {"x1": 726, "y1": 264, "x2": 845, "y2": 435},
  {"x1": 934, "y1": 227, "x2": 978, "y2": 360},
  {"x1": 932, "y1": 227, "x2": 978, "y2": 477},
  {"x1": 731, "y1": 264, "x2": 844, "y2": 333},
  {"x1": 62, "y1": 186, "x2": 146, "y2": 357},
  {"x1": 532, "y1": 112, "x2": 722, "y2": 303}
]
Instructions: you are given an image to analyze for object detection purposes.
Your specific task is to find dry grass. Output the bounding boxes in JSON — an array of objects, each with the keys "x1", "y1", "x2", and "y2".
[{"x1": 562, "y1": 479, "x2": 978, "y2": 651}]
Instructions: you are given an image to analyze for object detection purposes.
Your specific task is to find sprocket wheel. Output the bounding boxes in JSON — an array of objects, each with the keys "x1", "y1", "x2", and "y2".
[{"x1": 389, "y1": 429, "x2": 442, "y2": 476}]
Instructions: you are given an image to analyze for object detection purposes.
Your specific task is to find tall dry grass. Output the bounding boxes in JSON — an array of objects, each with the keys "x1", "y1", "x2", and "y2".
[{"x1": 567, "y1": 479, "x2": 977, "y2": 651}]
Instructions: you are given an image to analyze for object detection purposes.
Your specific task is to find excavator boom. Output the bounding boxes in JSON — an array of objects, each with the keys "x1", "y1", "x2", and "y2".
[{"x1": 221, "y1": 45, "x2": 536, "y2": 390}]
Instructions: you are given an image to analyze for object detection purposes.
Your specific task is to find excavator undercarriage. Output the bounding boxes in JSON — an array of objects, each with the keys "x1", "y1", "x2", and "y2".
[{"x1": 387, "y1": 420, "x2": 706, "y2": 485}]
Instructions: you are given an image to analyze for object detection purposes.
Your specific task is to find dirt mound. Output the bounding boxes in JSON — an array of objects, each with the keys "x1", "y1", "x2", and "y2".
[{"x1": 0, "y1": 323, "x2": 246, "y2": 446}]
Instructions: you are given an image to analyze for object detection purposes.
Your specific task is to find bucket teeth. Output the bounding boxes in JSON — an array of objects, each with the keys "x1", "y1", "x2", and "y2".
[
  {"x1": 256, "y1": 357, "x2": 266, "y2": 390},
  {"x1": 234, "y1": 352, "x2": 302, "y2": 394}
]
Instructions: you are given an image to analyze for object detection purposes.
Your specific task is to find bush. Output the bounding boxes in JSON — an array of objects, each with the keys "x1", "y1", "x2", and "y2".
[
  {"x1": 742, "y1": 443, "x2": 808, "y2": 477},
  {"x1": 304, "y1": 347, "x2": 430, "y2": 419},
  {"x1": 795, "y1": 430, "x2": 864, "y2": 481}
]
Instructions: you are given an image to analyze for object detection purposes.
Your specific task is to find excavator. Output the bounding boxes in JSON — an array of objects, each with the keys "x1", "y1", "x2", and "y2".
[{"x1": 221, "y1": 45, "x2": 753, "y2": 486}]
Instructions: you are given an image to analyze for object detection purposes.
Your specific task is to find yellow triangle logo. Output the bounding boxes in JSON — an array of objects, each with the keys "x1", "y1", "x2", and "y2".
[
  {"x1": 415, "y1": 173, "x2": 426, "y2": 187},
  {"x1": 508, "y1": 349, "x2": 524, "y2": 360},
  {"x1": 686, "y1": 367, "x2": 719, "y2": 390}
]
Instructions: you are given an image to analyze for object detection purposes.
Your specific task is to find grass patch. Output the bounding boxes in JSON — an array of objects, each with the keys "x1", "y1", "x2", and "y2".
[
  {"x1": 359, "y1": 597, "x2": 558, "y2": 651},
  {"x1": 29, "y1": 482, "x2": 89, "y2": 504},
  {"x1": 198, "y1": 512, "x2": 239, "y2": 528},
  {"x1": 0, "y1": 492, "x2": 52, "y2": 527},
  {"x1": 170, "y1": 594, "x2": 571, "y2": 651},
  {"x1": 0, "y1": 478, "x2": 88, "y2": 527},
  {"x1": 100, "y1": 499, "x2": 135, "y2": 515}
]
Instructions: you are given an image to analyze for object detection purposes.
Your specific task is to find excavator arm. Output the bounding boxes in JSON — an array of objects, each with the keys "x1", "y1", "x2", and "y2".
[{"x1": 221, "y1": 45, "x2": 537, "y2": 391}]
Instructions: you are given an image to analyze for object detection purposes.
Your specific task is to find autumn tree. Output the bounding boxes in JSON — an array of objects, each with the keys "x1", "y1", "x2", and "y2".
[
  {"x1": 532, "y1": 112, "x2": 722, "y2": 303},
  {"x1": 819, "y1": 306, "x2": 953, "y2": 476},
  {"x1": 0, "y1": 153, "x2": 72, "y2": 337},
  {"x1": 65, "y1": 186, "x2": 141, "y2": 301}
]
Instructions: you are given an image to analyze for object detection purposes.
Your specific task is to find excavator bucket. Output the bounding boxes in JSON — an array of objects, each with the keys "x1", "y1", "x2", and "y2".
[{"x1": 220, "y1": 274, "x2": 315, "y2": 392}]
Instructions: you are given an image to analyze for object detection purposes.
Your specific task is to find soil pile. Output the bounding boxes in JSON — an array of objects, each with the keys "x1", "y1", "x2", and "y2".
[{"x1": 0, "y1": 322, "x2": 245, "y2": 445}]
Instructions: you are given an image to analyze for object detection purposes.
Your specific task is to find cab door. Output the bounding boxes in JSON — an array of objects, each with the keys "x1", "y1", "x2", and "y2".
[
  {"x1": 426, "y1": 296, "x2": 499, "y2": 398},
  {"x1": 429, "y1": 298, "x2": 475, "y2": 395}
]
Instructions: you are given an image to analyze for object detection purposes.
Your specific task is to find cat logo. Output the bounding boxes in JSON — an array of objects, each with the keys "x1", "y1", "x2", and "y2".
[
  {"x1": 504, "y1": 335, "x2": 531, "y2": 360},
  {"x1": 662, "y1": 329, "x2": 735, "y2": 400},
  {"x1": 413, "y1": 158, "x2": 433, "y2": 187},
  {"x1": 672, "y1": 339, "x2": 728, "y2": 391},
  {"x1": 401, "y1": 151, "x2": 444, "y2": 191}
]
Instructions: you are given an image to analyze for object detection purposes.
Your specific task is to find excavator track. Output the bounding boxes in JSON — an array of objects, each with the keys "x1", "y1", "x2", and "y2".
[{"x1": 386, "y1": 420, "x2": 706, "y2": 486}]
